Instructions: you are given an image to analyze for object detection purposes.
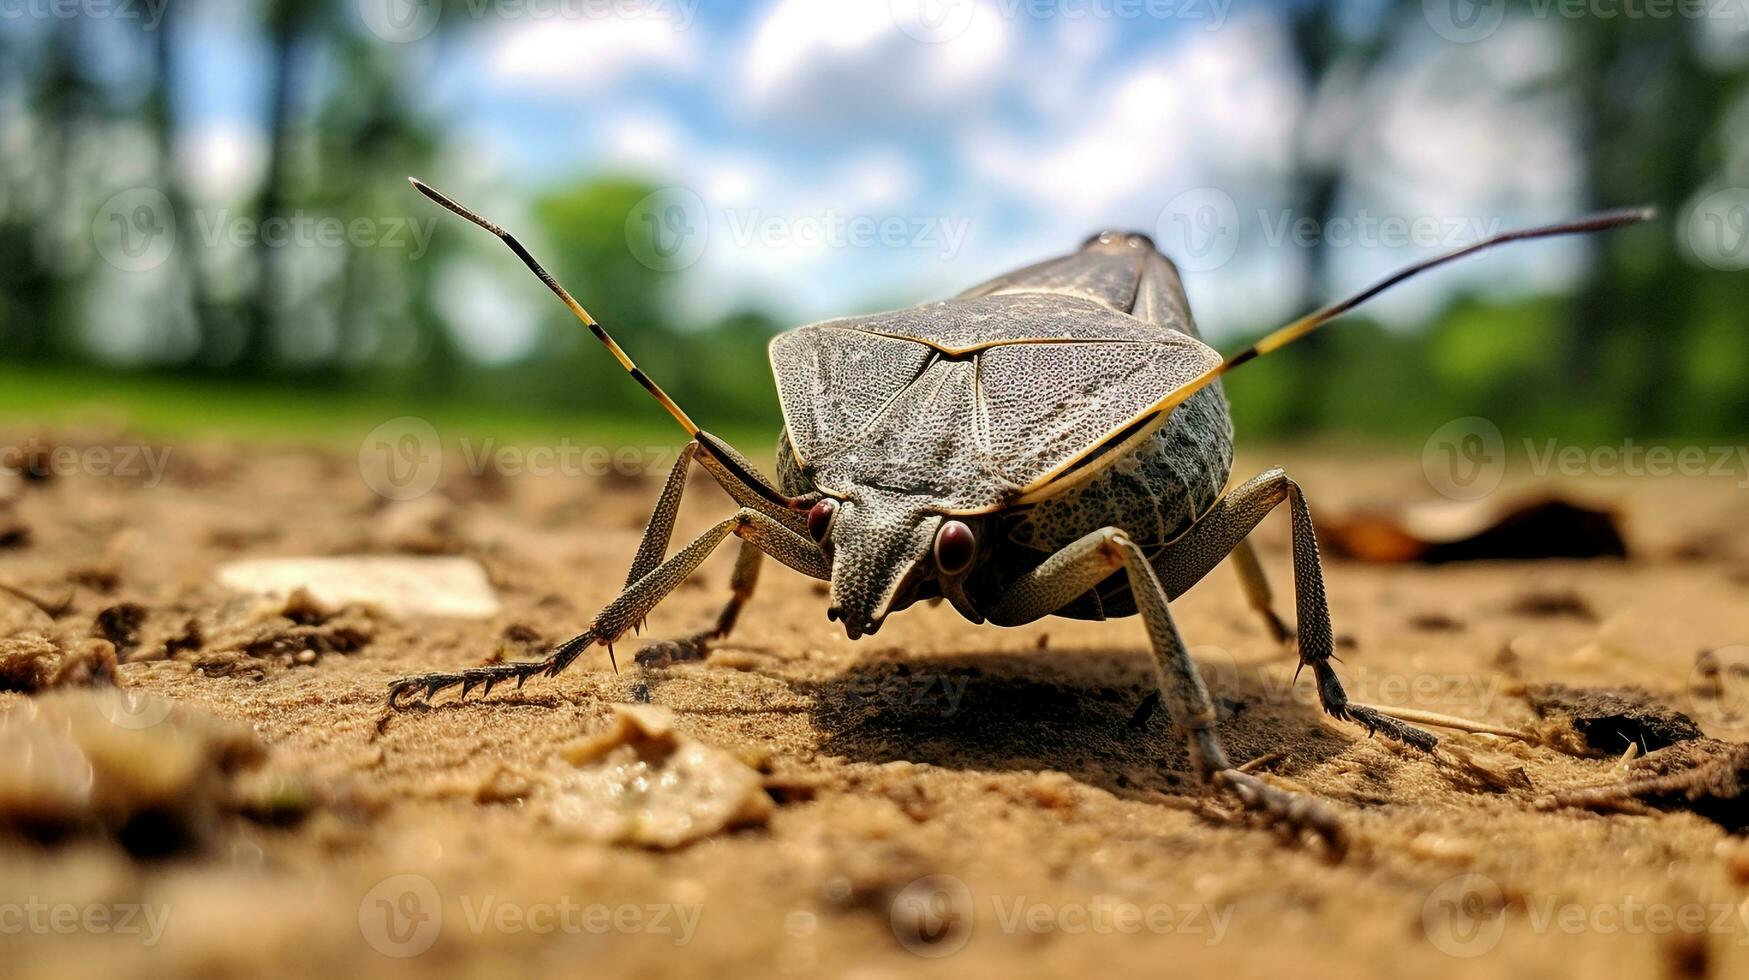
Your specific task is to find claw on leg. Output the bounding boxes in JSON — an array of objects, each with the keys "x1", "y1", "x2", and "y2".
[
  {"x1": 634, "y1": 629, "x2": 717, "y2": 669},
  {"x1": 383, "y1": 629, "x2": 599, "y2": 710},
  {"x1": 1213, "y1": 768, "x2": 1348, "y2": 858},
  {"x1": 1305, "y1": 659, "x2": 1440, "y2": 752},
  {"x1": 1185, "y1": 726, "x2": 1346, "y2": 856}
]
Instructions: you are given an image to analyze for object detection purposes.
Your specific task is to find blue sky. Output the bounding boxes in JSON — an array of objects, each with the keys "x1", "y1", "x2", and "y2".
[{"x1": 152, "y1": 0, "x2": 1604, "y2": 359}]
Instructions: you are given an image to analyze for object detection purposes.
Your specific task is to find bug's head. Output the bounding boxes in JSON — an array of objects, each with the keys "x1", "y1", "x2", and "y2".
[{"x1": 802, "y1": 487, "x2": 984, "y2": 639}]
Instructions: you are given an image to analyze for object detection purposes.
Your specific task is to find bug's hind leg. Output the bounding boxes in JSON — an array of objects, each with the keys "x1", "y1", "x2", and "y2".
[
  {"x1": 386, "y1": 508, "x2": 825, "y2": 709},
  {"x1": 1229, "y1": 536, "x2": 1293, "y2": 645},
  {"x1": 1152, "y1": 470, "x2": 1438, "y2": 752},
  {"x1": 987, "y1": 528, "x2": 1348, "y2": 854}
]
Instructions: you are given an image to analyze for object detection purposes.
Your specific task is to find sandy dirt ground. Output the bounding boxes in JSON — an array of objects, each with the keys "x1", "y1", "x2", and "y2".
[{"x1": 3, "y1": 429, "x2": 1749, "y2": 980}]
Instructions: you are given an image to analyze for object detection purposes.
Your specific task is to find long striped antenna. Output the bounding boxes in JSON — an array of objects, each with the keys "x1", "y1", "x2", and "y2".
[
  {"x1": 408, "y1": 177, "x2": 701, "y2": 438},
  {"x1": 1215, "y1": 206, "x2": 1655, "y2": 377}
]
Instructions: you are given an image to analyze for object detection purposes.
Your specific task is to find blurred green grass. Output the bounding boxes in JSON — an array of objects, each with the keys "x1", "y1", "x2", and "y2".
[{"x1": 0, "y1": 363, "x2": 770, "y2": 451}]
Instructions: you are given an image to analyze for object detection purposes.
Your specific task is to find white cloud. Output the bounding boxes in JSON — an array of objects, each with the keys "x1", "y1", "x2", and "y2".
[
  {"x1": 598, "y1": 109, "x2": 688, "y2": 173},
  {"x1": 1328, "y1": 18, "x2": 1585, "y2": 323},
  {"x1": 741, "y1": 0, "x2": 1012, "y2": 126},
  {"x1": 952, "y1": 13, "x2": 1305, "y2": 336},
  {"x1": 437, "y1": 257, "x2": 543, "y2": 364},
  {"x1": 961, "y1": 14, "x2": 1301, "y2": 220},
  {"x1": 1017, "y1": 17, "x2": 1118, "y2": 120},
  {"x1": 481, "y1": 16, "x2": 702, "y2": 93},
  {"x1": 668, "y1": 144, "x2": 938, "y2": 325},
  {"x1": 175, "y1": 119, "x2": 268, "y2": 202},
  {"x1": 440, "y1": 7, "x2": 1592, "y2": 342}
]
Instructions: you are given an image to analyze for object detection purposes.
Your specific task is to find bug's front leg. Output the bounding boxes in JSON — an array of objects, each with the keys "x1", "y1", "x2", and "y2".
[
  {"x1": 1151, "y1": 469, "x2": 1438, "y2": 752},
  {"x1": 385, "y1": 509, "x2": 826, "y2": 709},
  {"x1": 618, "y1": 441, "x2": 770, "y2": 665},
  {"x1": 985, "y1": 528, "x2": 1347, "y2": 854}
]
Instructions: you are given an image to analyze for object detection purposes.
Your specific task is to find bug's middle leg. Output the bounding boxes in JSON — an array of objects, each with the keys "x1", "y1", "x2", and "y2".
[
  {"x1": 1229, "y1": 536, "x2": 1293, "y2": 644},
  {"x1": 635, "y1": 538, "x2": 763, "y2": 667},
  {"x1": 1152, "y1": 469, "x2": 1438, "y2": 752},
  {"x1": 985, "y1": 528, "x2": 1346, "y2": 851}
]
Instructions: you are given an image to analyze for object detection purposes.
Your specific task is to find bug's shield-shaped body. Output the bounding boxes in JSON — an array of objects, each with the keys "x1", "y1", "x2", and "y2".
[
  {"x1": 770, "y1": 233, "x2": 1234, "y2": 635},
  {"x1": 394, "y1": 179, "x2": 1634, "y2": 829}
]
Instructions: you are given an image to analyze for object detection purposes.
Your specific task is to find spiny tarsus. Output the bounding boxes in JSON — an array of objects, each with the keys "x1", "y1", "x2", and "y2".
[{"x1": 384, "y1": 629, "x2": 597, "y2": 709}]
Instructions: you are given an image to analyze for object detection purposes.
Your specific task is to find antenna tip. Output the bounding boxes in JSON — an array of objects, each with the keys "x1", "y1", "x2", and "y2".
[
  {"x1": 1604, "y1": 205, "x2": 1657, "y2": 227},
  {"x1": 407, "y1": 177, "x2": 453, "y2": 212}
]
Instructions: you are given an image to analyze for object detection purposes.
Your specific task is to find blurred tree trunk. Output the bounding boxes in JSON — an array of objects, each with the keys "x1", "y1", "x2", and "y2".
[
  {"x1": 320, "y1": 31, "x2": 453, "y2": 393},
  {"x1": 233, "y1": 0, "x2": 313, "y2": 375},
  {"x1": 1562, "y1": 19, "x2": 1726, "y2": 437},
  {"x1": 147, "y1": 2, "x2": 220, "y2": 368},
  {"x1": 1276, "y1": 2, "x2": 1391, "y2": 436},
  {"x1": 0, "y1": 22, "x2": 93, "y2": 361}
]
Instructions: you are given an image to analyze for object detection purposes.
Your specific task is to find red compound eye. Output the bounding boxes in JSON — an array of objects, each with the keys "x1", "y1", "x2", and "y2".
[
  {"x1": 934, "y1": 520, "x2": 975, "y2": 576},
  {"x1": 807, "y1": 499, "x2": 837, "y2": 542}
]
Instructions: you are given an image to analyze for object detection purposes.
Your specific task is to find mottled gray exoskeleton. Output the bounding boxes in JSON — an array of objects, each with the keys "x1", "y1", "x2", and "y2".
[{"x1": 388, "y1": 178, "x2": 1647, "y2": 845}]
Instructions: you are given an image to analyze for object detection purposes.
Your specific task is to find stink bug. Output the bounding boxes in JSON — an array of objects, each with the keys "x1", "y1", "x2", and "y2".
[{"x1": 387, "y1": 178, "x2": 1648, "y2": 846}]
